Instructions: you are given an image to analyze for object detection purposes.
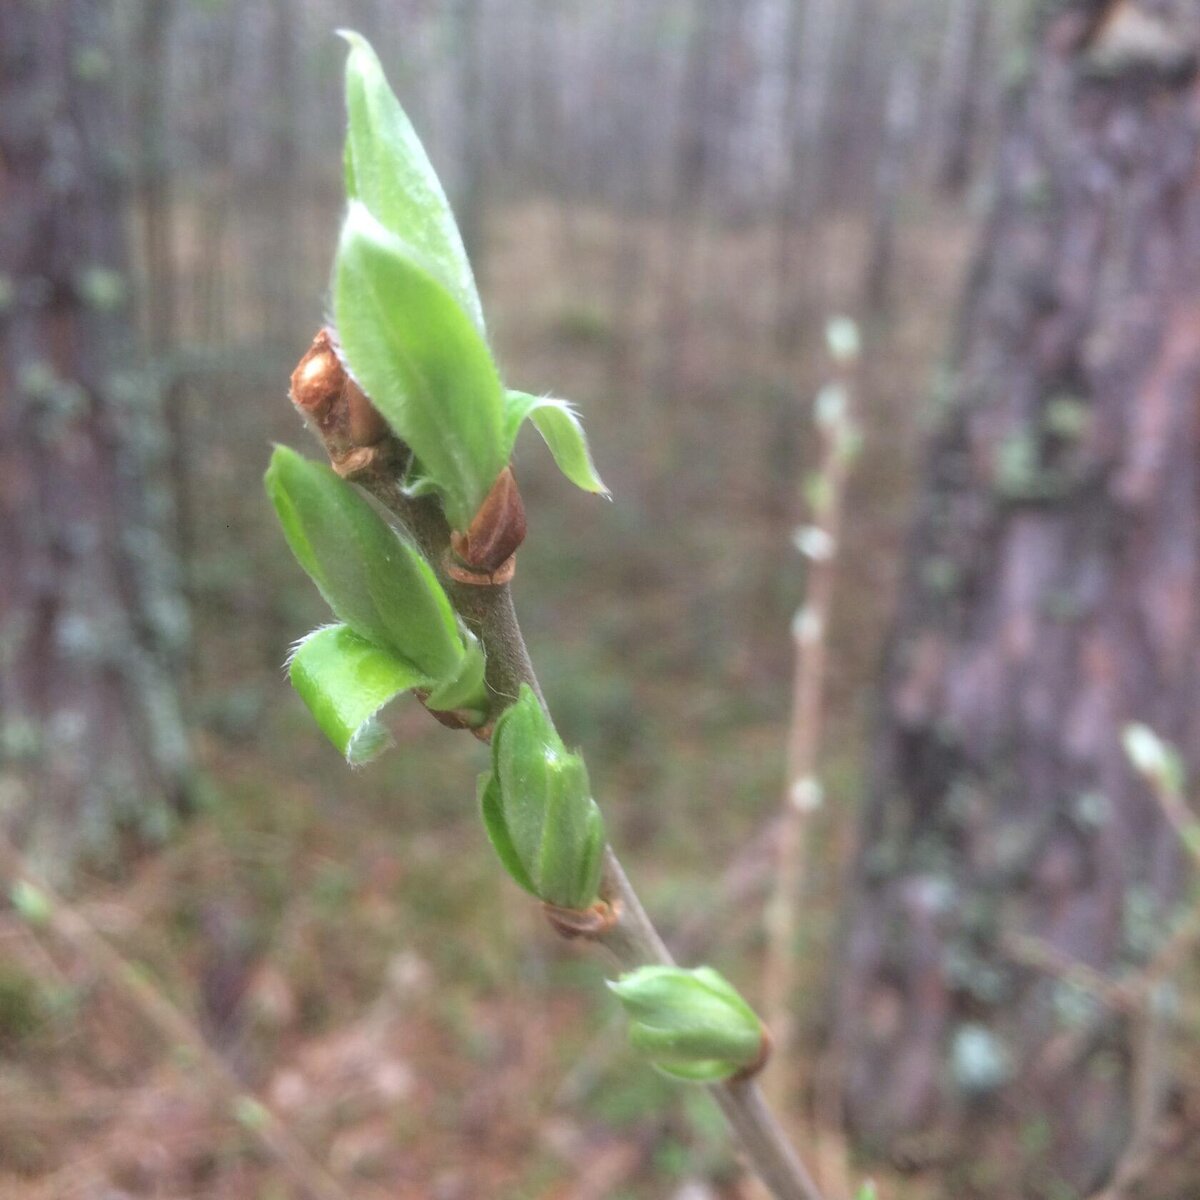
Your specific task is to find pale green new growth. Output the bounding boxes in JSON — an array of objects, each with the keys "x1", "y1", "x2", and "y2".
[
  {"x1": 479, "y1": 684, "x2": 606, "y2": 909},
  {"x1": 340, "y1": 29, "x2": 484, "y2": 333},
  {"x1": 265, "y1": 446, "x2": 487, "y2": 758},
  {"x1": 289, "y1": 625, "x2": 428, "y2": 765},
  {"x1": 334, "y1": 205, "x2": 507, "y2": 531},
  {"x1": 504, "y1": 390, "x2": 608, "y2": 495},
  {"x1": 609, "y1": 965, "x2": 764, "y2": 1082},
  {"x1": 265, "y1": 445, "x2": 467, "y2": 679},
  {"x1": 332, "y1": 37, "x2": 605, "y2": 529}
]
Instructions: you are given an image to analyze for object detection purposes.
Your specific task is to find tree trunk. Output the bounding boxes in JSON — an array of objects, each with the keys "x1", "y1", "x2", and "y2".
[
  {"x1": 933, "y1": 0, "x2": 990, "y2": 197},
  {"x1": 0, "y1": 0, "x2": 190, "y2": 876},
  {"x1": 834, "y1": 2, "x2": 1200, "y2": 1194}
]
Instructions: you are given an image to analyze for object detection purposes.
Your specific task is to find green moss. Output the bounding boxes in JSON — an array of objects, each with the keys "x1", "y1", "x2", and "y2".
[
  {"x1": 72, "y1": 45, "x2": 112, "y2": 82},
  {"x1": 75, "y1": 266, "x2": 127, "y2": 312},
  {"x1": 1043, "y1": 394, "x2": 1089, "y2": 440},
  {"x1": 993, "y1": 431, "x2": 1070, "y2": 502}
]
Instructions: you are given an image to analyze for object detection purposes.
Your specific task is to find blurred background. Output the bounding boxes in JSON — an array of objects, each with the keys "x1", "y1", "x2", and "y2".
[{"x1": 4, "y1": 0, "x2": 1200, "y2": 1197}]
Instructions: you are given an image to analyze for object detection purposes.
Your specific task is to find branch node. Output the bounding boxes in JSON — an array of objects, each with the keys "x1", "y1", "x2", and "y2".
[
  {"x1": 413, "y1": 691, "x2": 491, "y2": 739},
  {"x1": 542, "y1": 898, "x2": 621, "y2": 940},
  {"x1": 290, "y1": 329, "x2": 407, "y2": 477},
  {"x1": 451, "y1": 468, "x2": 527, "y2": 574},
  {"x1": 444, "y1": 551, "x2": 517, "y2": 586}
]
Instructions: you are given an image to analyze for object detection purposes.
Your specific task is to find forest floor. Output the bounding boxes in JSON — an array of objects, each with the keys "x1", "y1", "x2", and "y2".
[{"x1": 0, "y1": 199, "x2": 1046, "y2": 1199}]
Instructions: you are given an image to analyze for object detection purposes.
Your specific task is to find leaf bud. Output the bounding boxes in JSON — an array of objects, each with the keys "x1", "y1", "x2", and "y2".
[
  {"x1": 479, "y1": 686, "x2": 605, "y2": 909},
  {"x1": 607, "y1": 965, "x2": 767, "y2": 1082}
]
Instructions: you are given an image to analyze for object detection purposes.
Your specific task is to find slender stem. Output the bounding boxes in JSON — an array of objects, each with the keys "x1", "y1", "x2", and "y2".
[
  {"x1": 350, "y1": 457, "x2": 826, "y2": 1200},
  {"x1": 599, "y1": 848, "x2": 823, "y2": 1200},
  {"x1": 762, "y1": 371, "x2": 855, "y2": 1110}
]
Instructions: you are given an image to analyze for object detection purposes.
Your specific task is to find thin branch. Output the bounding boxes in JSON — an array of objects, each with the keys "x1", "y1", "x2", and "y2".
[
  {"x1": 301, "y1": 386, "x2": 826, "y2": 1200},
  {"x1": 762, "y1": 345, "x2": 858, "y2": 1115}
]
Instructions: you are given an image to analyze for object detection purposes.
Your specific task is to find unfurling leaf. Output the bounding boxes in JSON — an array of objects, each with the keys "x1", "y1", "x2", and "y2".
[
  {"x1": 288, "y1": 624, "x2": 428, "y2": 764},
  {"x1": 265, "y1": 446, "x2": 488, "y2": 730},
  {"x1": 339, "y1": 31, "x2": 484, "y2": 333},
  {"x1": 608, "y1": 965, "x2": 764, "y2": 1083},
  {"x1": 504, "y1": 390, "x2": 608, "y2": 495},
  {"x1": 479, "y1": 685, "x2": 605, "y2": 909},
  {"x1": 266, "y1": 446, "x2": 463, "y2": 676},
  {"x1": 334, "y1": 204, "x2": 506, "y2": 531}
]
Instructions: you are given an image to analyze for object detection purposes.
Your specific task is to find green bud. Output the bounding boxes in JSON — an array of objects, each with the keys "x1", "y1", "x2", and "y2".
[
  {"x1": 608, "y1": 965, "x2": 765, "y2": 1082},
  {"x1": 479, "y1": 685, "x2": 605, "y2": 909}
]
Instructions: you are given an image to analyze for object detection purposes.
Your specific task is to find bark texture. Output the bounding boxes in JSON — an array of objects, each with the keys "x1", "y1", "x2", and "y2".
[
  {"x1": 835, "y1": 2, "x2": 1200, "y2": 1193},
  {"x1": 0, "y1": 0, "x2": 189, "y2": 875}
]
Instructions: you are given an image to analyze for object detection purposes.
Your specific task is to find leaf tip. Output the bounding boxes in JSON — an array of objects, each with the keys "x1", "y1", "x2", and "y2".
[{"x1": 335, "y1": 27, "x2": 368, "y2": 53}]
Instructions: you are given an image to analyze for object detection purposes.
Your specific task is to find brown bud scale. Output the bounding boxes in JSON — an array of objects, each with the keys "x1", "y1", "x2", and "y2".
[
  {"x1": 289, "y1": 329, "x2": 402, "y2": 471},
  {"x1": 451, "y1": 468, "x2": 527, "y2": 574},
  {"x1": 542, "y1": 899, "x2": 620, "y2": 940}
]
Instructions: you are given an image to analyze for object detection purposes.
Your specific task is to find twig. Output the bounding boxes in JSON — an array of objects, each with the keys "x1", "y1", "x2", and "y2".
[
  {"x1": 762, "y1": 332, "x2": 859, "y2": 1115},
  {"x1": 301, "y1": 384, "x2": 826, "y2": 1200},
  {"x1": 0, "y1": 839, "x2": 355, "y2": 1200}
]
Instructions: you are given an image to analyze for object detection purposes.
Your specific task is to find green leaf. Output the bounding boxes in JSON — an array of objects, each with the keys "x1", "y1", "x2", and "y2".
[
  {"x1": 289, "y1": 625, "x2": 429, "y2": 764},
  {"x1": 334, "y1": 203, "x2": 506, "y2": 530},
  {"x1": 339, "y1": 30, "x2": 484, "y2": 333},
  {"x1": 424, "y1": 630, "x2": 487, "y2": 720},
  {"x1": 479, "y1": 772, "x2": 538, "y2": 897},
  {"x1": 504, "y1": 390, "x2": 608, "y2": 495},
  {"x1": 480, "y1": 685, "x2": 606, "y2": 908},
  {"x1": 265, "y1": 446, "x2": 465, "y2": 680},
  {"x1": 608, "y1": 966, "x2": 763, "y2": 1083}
]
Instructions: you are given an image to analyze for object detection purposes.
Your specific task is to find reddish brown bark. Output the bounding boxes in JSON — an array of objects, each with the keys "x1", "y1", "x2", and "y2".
[{"x1": 835, "y1": 2, "x2": 1200, "y2": 1193}]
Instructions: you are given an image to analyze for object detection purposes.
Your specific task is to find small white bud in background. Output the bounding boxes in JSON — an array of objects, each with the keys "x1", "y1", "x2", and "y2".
[
  {"x1": 792, "y1": 525, "x2": 836, "y2": 561},
  {"x1": 813, "y1": 382, "x2": 848, "y2": 430},
  {"x1": 791, "y1": 606, "x2": 823, "y2": 645},
  {"x1": 826, "y1": 315, "x2": 861, "y2": 364},
  {"x1": 1123, "y1": 722, "x2": 1185, "y2": 793},
  {"x1": 789, "y1": 777, "x2": 824, "y2": 812}
]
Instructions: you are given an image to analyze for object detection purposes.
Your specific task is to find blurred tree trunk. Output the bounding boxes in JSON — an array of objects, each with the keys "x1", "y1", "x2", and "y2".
[
  {"x1": 834, "y1": 1, "x2": 1200, "y2": 1193},
  {"x1": 0, "y1": 0, "x2": 190, "y2": 875},
  {"x1": 933, "y1": 0, "x2": 990, "y2": 197},
  {"x1": 862, "y1": 3, "x2": 920, "y2": 313}
]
